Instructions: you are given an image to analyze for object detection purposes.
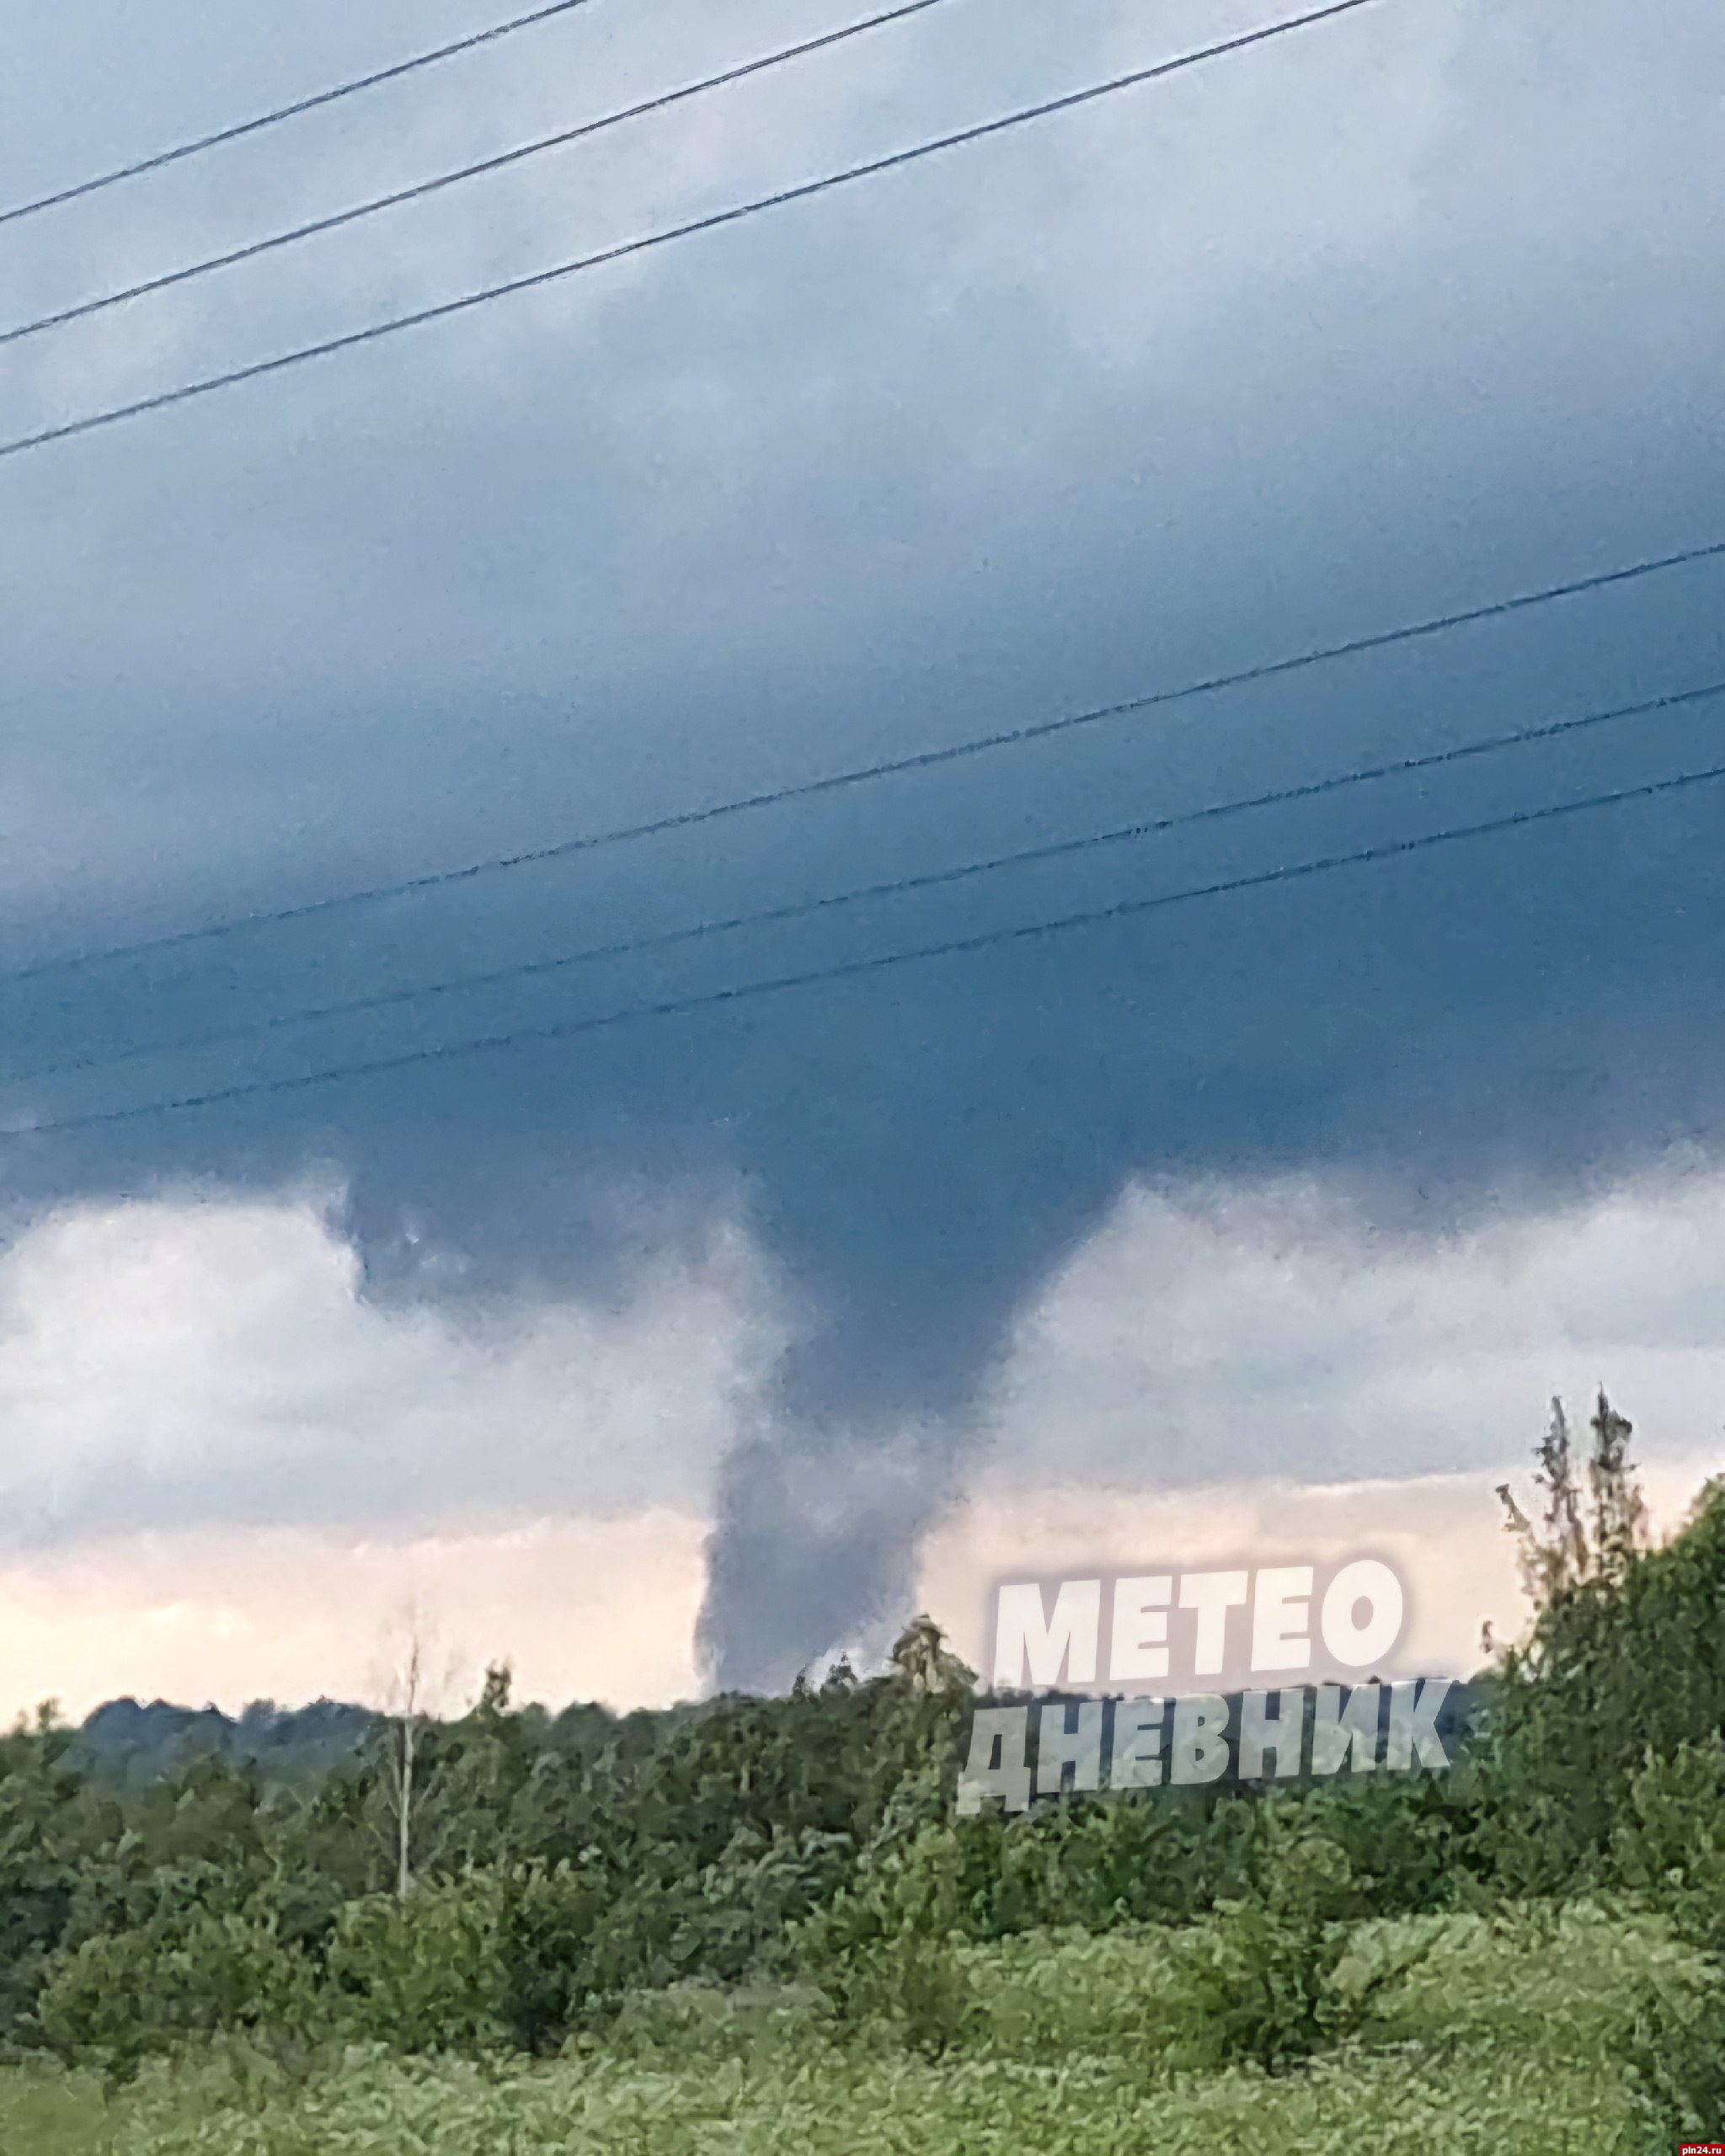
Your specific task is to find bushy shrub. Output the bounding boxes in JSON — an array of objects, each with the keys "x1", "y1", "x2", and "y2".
[
  {"x1": 493, "y1": 1860, "x2": 607, "y2": 2052},
  {"x1": 36, "y1": 1909, "x2": 318, "y2": 2076},
  {"x1": 1167, "y1": 1806, "x2": 1432, "y2": 2074},
  {"x1": 324, "y1": 1876, "x2": 512, "y2": 2054},
  {"x1": 1619, "y1": 1961, "x2": 1725, "y2": 2149},
  {"x1": 1306, "y1": 1771, "x2": 1480, "y2": 1916},
  {"x1": 1482, "y1": 1476, "x2": 1725, "y2": 1893},
  {"x1": 796, "y1": 1820, "x2": 980, "y2": 2055},
  {"x1": 1612, "y1": 1737, "x2": 1725, "y2": 1952},
  {"x1": 990, "y1": 1786, "x2": 1252, "y2": 1936}
]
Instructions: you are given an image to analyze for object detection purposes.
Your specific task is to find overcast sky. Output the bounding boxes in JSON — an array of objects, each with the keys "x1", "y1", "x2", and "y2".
[{"x1": 0, "y1": 0, "x2": 1720, "y2": 1694}]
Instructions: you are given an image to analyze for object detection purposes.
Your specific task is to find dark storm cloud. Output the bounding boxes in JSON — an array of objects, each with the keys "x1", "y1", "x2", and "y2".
[{"x1": 0, "y1": 0, "x2": 1722, "y2": 1683}]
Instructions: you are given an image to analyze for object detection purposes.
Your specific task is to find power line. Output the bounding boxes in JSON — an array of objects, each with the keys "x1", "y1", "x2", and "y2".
[
  {"x1": 0, "y1": 1, "x2": 604, "y2": 234},
  {"x1": 3, "y1": 526, "x2": 1722, "y2": 998},
  {"x1": 0, "y1": 1, "x2": 953, "y2": 357},
  {"x1": 8, "y1": 757, "x2": 1722, "y2": 1145},
  {"x1": 0, "y1": 0, "x2": 1381, "y2": 469},
  {"x1": 11, "y1": 676, "x2": 1722, "y2": 1091}
]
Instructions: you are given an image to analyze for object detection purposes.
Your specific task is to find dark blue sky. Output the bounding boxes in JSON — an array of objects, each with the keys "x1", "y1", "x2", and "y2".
[{"x1": 0, "y1": 0, "x2": 1720, "y2": 1680}]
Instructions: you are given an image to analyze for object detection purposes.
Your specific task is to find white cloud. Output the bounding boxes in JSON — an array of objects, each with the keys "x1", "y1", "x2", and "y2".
[
  {"x1": 0, "y1": 1179, "x2": 785, "y2": 1540},
  {"x1": 910, "y1": 1155, "x2": 1725, "y2": 1684},
  {"x1": 975, "y1": 1153, "x2": 1725, "y2": 1491}
]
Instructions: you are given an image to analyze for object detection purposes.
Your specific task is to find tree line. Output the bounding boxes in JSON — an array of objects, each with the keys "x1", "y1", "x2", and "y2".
[{"x1": 2, "y1": 1391, "x2": 1723, "y2": 2136}]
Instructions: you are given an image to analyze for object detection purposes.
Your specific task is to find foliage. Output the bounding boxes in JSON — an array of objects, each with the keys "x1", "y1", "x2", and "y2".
[
  {"x1": 1612, "y1": 1736, "x2": 1725, "y2": 1953},
  {"x1": 1619, "y1": 1959, "x2": 1725, "y2": 2149},
  {"x1": 324, "y1": 1876, "x2": 512, "y2": 2053},
  {"x1": 36, "y1": 1910, "x2": 318, "y2": 2079},
  {"x1": 0, "y1": 1907, "x2": 1687, "y2": 2153},
  {"x1": 797, "y1": 1817, "x2": 981, "y2": 2054},
  {"x1": 1478, "y1": 1396, "x2": 1725, "y2": 1893},
  {"x1": 1167, "y1": 1804, "x2": 1434, "y2": 2073}
]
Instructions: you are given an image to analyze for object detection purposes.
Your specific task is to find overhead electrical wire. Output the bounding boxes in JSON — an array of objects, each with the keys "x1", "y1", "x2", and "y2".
[
  {"x1": 10, "y1": 676, "x2": 1723, "y2": 1092},
  {"x1": 0, "y1": 8, "x2": 1706, "y2": 1186},
  {"x1": 0, "y1": 0, "x2": 956, "y2": 357},
  {"x1": 0, "y1": 0, "x2": 1381, "y2": 468},
  {"x1": 6, "y1": 758, "x2": 1722, "y2": 1145},
  {"x1": 2, "y1": 527, "x2": 1721, "y2": 998},
  {"x1": 0, "y1": 0, "x2": 605, "y2": 233}
]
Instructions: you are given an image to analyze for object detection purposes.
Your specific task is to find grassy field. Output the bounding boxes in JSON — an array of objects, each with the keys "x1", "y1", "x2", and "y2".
[{"x1": 0, "y1": 1905, "x2": 1691, "y2": 2154}]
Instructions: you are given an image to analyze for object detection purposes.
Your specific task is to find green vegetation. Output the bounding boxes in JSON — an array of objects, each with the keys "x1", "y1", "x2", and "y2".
[
  {"x1": 0, "y1": 1390, "x2": 1722, "y2": 2148},
  {"x1": 0, "y1": 1908, "x2": 1709, "y2": 2153}
]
